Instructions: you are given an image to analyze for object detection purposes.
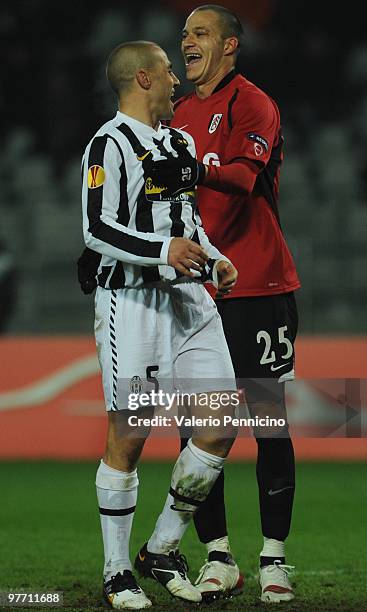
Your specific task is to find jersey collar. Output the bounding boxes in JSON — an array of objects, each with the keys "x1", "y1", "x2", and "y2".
[
  {"x1": 211, "y1": 69, "x2": 237, "y2": 95},
  {"x1": 116, "y1": 110, "x2": 161, "y2": 134}
]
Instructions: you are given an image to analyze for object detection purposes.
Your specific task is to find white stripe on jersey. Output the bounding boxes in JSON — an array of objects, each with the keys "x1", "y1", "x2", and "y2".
[{"x1": 81, "y1": 111, "x2": 226, "y2": 289}]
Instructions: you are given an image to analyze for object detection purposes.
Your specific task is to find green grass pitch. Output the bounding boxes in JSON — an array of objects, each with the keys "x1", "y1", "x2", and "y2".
[{"x1": 0, "y1": 461, "x2": 366, "y2": 611}]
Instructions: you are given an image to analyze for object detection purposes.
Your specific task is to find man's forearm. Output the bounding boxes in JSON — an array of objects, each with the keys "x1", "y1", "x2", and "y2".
[{"x1": 201, "y1": 159, "x2": 258, "y2": 195}]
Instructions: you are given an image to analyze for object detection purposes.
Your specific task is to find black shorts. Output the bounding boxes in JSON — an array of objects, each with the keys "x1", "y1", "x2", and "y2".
[{"x1": 216, "y1": 292, "x2": 298, "y2": 385}]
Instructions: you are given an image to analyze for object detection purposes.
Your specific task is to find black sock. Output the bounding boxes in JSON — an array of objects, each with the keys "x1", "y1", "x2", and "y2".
[
  {"x1": 256, "y1": 437, "x2": 295, "y2": 541},
  {"x1": 180, "y1": 435, "x2": 228, "y2": 544}
]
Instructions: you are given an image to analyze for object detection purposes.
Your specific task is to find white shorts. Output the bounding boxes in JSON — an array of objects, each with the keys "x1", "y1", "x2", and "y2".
[{"x1": 94, "y1": 280, "x2": 236, "y2": 411}]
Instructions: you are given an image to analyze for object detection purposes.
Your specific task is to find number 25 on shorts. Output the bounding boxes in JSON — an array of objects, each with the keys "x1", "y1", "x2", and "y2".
[{"x1": 256, "y1": 325, "x2": 293, "y2": 366}]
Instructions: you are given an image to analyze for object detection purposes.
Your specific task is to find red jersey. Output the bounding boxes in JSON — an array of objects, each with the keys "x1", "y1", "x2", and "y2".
[{"x1": 171, "y1": 72, "x2": 301, "y2": 298}]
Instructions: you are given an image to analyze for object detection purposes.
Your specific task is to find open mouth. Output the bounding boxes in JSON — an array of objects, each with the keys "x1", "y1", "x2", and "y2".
[{"x1": 185, "y1": 53, "x2": 202, "y2": 66}]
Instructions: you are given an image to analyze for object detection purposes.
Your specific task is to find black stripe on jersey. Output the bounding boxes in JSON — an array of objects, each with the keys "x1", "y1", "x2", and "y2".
[
  {"x1": 169, "y1": 201, "x2": 185, "y2": 279},
  {"x1": 254, "y1": 128, "x2": 283, "y2": 228},
  {"x1": 227, "y1": 89, "x2": 239, "y2": 130},
  {"x1": 169, "y1": 203, "x2": 185, "y2": 238},
  {"x1": 190, "y1": 227, "x2": 213, "y2": 284},
  {"x1": 135, "y1": 187, "x2": 161, "y2": 283},
  {"x1": 99, "y1": 505, "x2": 136, "y2": 516},
  {"x1": 116, "y1": 123, "x2": 161, "y2": 283},
  {"x1": 86, "y1": 136, "x2": 163, "y2": 260},
  {"x1": 117, "y1": 123, "x2": 147, "y2": 158},
  {"x1": 87, "y1": 133, "x2": 106, "y2": 168},
  {"x1": 191, "y1": 228, "x2": 200, "y2": 245},
  {"x1": 108, "y1": 135, "x2": 130, "y2": 227},
  {"x1": 98, "y1": 265, "x2": 113, "y2": 288},
  {"x1": 109, "y1": 261, "x2": 126, "y2": 289}
]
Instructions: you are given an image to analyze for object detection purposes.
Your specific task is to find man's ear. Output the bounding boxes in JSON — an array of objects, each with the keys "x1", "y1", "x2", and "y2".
[
  {"x1": 223, "y1": 37, "x2": 239, "y2": 56},
  {"x1": 136, "y1": 69, "x2": 151, "y2": 90}
]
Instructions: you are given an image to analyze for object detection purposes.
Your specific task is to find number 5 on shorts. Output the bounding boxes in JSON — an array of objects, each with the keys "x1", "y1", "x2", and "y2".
[{"x1": 146, "y1": 365, "x2": 159, "y2": 392}]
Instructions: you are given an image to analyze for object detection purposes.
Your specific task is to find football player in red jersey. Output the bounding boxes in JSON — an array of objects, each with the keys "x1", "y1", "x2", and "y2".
[{"x1": 148, "y1": 4, "x2": 300, "y2": 603}]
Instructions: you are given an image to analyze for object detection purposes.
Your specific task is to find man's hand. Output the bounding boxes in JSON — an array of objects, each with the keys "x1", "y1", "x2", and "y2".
[
  {"x1": 147, "y1": 138, "x2": 206, "y2": 197},
  {"x1": 168, "y1": 237, "x2": 208, "y2": 278},
  {"x1": 77, "y1": 247, "x2": 101, "y2": 295},
  {"x1": 148, "y1": 158, "x2": 204, "y2": 197},
  {"x1": 214, "y1": 260, "x2": 238, "y2": 298}
]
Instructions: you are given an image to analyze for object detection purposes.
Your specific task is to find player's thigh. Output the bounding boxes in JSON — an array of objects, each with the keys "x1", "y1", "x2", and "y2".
[
  {"x1": 216, "y1": 293, "x2": 298, "y2": 382},
  {"x1": 95, "y1": 286, "x2": 174, "y2": 411},
  {"x1": 189, "y1": 390, "x2": 238, "y2": 455},
  {"x1": 174, "y1": 286, "x2": 236, "y2": 394},
  {"x1": 174, "y1": 287, "x2": 238, "y2": 449},
  {"x1": 217, "y1": 293, "x2": 298, "y2": 437}
]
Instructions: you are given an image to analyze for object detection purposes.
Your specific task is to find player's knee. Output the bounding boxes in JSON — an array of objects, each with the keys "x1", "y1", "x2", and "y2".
[
  {"x1": 248, "y1": 399, "x2": 289, "y2": 439},
  {"x1": 193, "y1": 430, "x2": 236, "y2": 458},
  {"x1": 105, "y1": 409, "x2": 152, "y2": 470},
  {"x1": 216, "y1": 433, "x2": 236, "y2": 457},
  {"x1": 104, "y1": 436, "x2": 146, "y2": 472}
]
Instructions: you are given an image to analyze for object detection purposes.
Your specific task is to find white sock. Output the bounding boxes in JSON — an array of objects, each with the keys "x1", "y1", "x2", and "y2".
[
  {"x1": 96, "y1": 459, "x2": 139, "y2": 580},
  {"x1": 148, "y1": 439, "x2": 225, "y2": 554},
  {"x1": 260, "y1": 537, "x2": 285, "y2": 560},
  {"x1": 207, "y1": 536, "x2": 231, "y2": 555}
]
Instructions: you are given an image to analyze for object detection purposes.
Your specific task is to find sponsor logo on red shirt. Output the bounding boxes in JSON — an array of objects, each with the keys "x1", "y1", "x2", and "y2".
[{"x1": 208, "y1": 113, "x2": 223, "y2": 134}]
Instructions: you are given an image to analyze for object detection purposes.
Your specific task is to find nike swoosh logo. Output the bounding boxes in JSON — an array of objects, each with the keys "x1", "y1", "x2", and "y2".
[
  {"x1": 270, "y1": 362, "x2": 291, "y2": 371},
  {"x1": 137, "y1": 151, "x2": 151, "y2": 161},
  {"x1": 178, "y1": 124, "x2": 189, "y2": 130},
  {"x1": 268, "y1": 486, "x2": 293, "y2": 496}
]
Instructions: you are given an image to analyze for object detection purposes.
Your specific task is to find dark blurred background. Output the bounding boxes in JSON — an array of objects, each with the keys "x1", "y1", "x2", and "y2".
[{"x1": 1, "y1": 0, "x2": 366, "y2": 334}]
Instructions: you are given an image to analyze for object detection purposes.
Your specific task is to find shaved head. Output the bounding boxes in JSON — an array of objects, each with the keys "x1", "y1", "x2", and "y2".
[{"x1": 106, "y1": 41, "x2": 161, "y2": 97}]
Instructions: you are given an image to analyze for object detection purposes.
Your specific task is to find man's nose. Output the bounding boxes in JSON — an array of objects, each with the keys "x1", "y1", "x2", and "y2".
[{"x1": 182, "y1": 34, "x2": 195, "y2": 48}]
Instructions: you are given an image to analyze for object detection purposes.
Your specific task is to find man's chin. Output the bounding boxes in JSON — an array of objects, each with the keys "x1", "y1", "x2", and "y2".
[
  {"x1": 185, "y1": 67, "x2": 205, "y2": 84},
  {"x1": 161, "y1": 105, "x2": 174, "y2": 121},
  {"x1": 185, "y1": 69, "x2": 199, "y2": 83}
]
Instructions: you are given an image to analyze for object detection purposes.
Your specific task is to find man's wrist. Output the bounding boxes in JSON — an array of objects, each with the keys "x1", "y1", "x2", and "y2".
[{"x1": 160, "y1": 236, "x2": 174, "y2": 265}]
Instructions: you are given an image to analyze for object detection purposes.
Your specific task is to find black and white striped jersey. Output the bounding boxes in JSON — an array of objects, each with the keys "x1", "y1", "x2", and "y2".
[{"x1": 81, "y1": 111, "x2": 227, "y2": 289}]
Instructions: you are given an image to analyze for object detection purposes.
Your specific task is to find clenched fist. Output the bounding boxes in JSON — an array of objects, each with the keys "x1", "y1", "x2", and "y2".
[
  {"x1": 214, "y1": 260, "x2": 238, "y2": 298},
  {"x1": 168, "y1": 237, "x2": 208, "y2": 278}
]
